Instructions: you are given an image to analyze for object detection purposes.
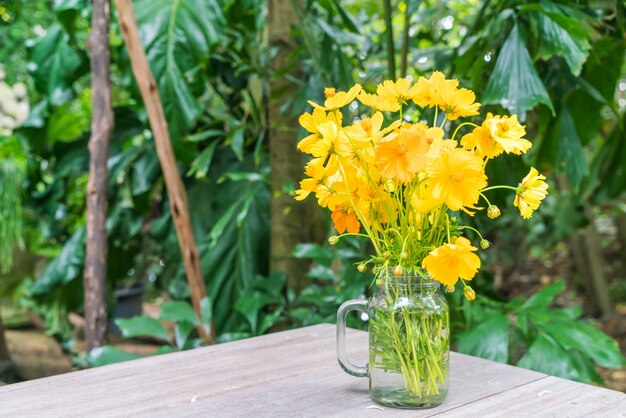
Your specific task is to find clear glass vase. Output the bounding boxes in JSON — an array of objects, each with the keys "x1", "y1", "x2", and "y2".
[{"x1": 337, "y1": 272, "x2": 450, "y2": 409}]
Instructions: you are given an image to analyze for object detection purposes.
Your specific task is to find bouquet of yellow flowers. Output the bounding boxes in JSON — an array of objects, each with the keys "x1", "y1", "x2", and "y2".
[{"x1": 295, "y1": 72, "x2": 548, "y2": 407}]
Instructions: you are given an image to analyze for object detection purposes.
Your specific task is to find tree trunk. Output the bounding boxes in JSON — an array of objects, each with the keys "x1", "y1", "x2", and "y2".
[
  {"x1": 267, "y1": 0, "x2": 321, "y2": 293},
  {"x1": 570, "y1": 224, "x2": 612, "y2": 317},
  {"x1": 84, "y1": 0, "x2": 113, "y2": 351},
  {"x1": 116, "y1": 0, "x2": 212, "y2": 342},
  {"x1": 0, "y1": 307, "x2": 10, "y2": 363}
]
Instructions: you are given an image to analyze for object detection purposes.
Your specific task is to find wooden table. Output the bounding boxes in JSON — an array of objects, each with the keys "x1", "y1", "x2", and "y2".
[{"x1": 0, "y1": 324, "x2": 624, "y2": 417}]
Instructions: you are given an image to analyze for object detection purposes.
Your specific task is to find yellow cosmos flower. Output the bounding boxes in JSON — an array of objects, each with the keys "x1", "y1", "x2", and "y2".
[
  {"x1": 309, "y1": 121, "x2": 339, "y2": 160},
  {"x1": 411, "y1": 180, "x2": 441, "y2": 214},
  {"x1": 413, "y1": 71, "x2": 458, "y2": 108},
  {"x1": 358, "y1": 92, "x2": 400, "y2": 112},
  {"x1": 514, "y1": 167, "x2": 548, "y2": 219},
  {"x1": 331, "y1": 203, "x2": 361, "y2": 234},
  {"x1": 343, "y1": 112, "x2": 398, "y2": 146},
  {"x1": 297, "y1": 108, "x2": 342, "y2": 154},
  {"x1": 308, "y1": 84, "x2": 362, "y2": 111},
  {"x1": 294, "y1": 158, "x2": 327, "y2": 201},
  {"x1": 461, "y1": 126, "x2": 503, "y2": 159},
  {"x1": 314, "y1": 172, "x2": 349, "y2": 211},
  {"x1": 422, "y1": 237, "x2": 481, "y2": 286},
  {"x1": 438, "y1": 85, "x2": 480, "y2": 120},
  {"x1": 375, "y1": 126, "x2": 430, "y2": 183},
  {"x1": 376, "y1": 78, "x2": 420, "y2": 106},
  {"x1": 427, "y1": 148, "x2": 487, "y2": 211},
  {"x1": 484, "y1": 113, "x2": 531, "y2": 155}
]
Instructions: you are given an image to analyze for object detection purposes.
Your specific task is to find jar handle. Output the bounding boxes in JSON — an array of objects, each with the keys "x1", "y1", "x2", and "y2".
[{"x1": 336, "y1": 299, "x2": 369, "y2": 378}]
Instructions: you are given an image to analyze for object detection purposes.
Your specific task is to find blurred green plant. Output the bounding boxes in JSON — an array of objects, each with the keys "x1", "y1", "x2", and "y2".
[
  {"x1": 453, "y1": 280, "x2": 626, "y2": 384},
  {"x1": 6, "y1": 0, "x2": 271, "y2": 344},
  {"x1": 87, "y1": 298, "x2": 212, "y2": 366}
]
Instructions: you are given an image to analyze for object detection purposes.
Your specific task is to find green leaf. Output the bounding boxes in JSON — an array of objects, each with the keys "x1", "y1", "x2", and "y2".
[
  {"x1": 27, "y1": 24, "x2": 84, "y2": 105},
  {"x1": 199, "y1": 296, "x2": 213, "y2": 336},
  {"x1": 174, "y1": 321, "x2": 193, "y2": 350},
  {"x1": 518, "y1": 334, "x2": 585, "y2": 381},
  {"x1": 133, "y1": 0, "x2": 226, "y2": 138},
  {"x1": 557, "y1": 107, "x2": 589, "y2": 189},
  {"x1": 159, "y1": 300, "x2": 199, "y2": 325},
  {"x1": 88, "y1": 346, "x2": 141, "y2": 367},
  {"x1": 258, "y1": 308, "x2": 283, "y2": 335},
  {"x1": 540, "y1": 320, "x2": 625, "y2": 369},
  {"x1": 292, "y1": 243, "x2": 334, "y2": 263},
  {"x1": 30, "y1": 227, "x2": 85, "y2": 295},
  {"x1": 457, "y1": 314, "x2": 509, "y2": 363},
  {"x1": 520, "y1": 280, "x2": 564, "y2": 311},
  {"x1": 47, "y1": 93, "x2": 92, "y2": 143},
  {"x1": 227, "y1": 125, "x2": 245, "y2": 161},
  {"x1": 53, "y1": 0, "x2": 88, "y2": 35},
  {"x1": 534, "y1": 11, "x2": 590, "y2": 76},
  {"x1": 483, "y1": 24, "x2": 554, "y2": 121},
  {"x1": 114, "y1": 316, "x2": 169, "y2": 342},
  {"x1": 235, "y1": 292, "x2": 275, "y2": 334},
  {"x1": 187, "y1": 141, "x2": 218, "y2": 179}
]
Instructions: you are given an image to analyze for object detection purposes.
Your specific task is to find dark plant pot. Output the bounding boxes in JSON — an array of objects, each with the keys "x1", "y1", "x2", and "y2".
[{"x1": 108, "y1": 283, "x2": 145, "y2": 336}]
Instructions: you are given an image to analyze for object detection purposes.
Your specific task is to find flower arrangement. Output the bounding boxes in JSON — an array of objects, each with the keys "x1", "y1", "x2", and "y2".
[{"x1": 294, "y1": 72, "x2": 548, "y2": 402}]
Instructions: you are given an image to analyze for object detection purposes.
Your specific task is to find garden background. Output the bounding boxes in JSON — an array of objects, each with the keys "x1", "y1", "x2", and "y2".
[{"x1": 1, "y1": 0, "x2": 625, "y2": 391}]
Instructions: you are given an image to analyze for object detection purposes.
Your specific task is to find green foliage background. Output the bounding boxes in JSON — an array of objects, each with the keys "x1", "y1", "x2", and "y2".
[{"x1": 0, "y1": 0, "x2": 625, "y2": 384}]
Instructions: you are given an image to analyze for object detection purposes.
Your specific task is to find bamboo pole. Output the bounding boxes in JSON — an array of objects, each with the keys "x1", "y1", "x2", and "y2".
[
  {"x1": 116, "y1": 0, "x2": 212, "y2": 342},
  {"x1": 84, "y1": 0, "x2": 113, "y2": 351}
]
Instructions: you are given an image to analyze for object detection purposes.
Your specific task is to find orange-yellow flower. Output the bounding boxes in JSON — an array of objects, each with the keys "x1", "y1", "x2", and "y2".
[
  {"x1": 294, "y1": 158, "x2": 326, "y2": 201},
  {"x1": 308, "y1": 84, "x2": 362, "y2": 111},
  {"x1": 331, "y1": 203, "x2": 361, "y2": 234},
  {"x1": 376, "y1": 78, "x2": 420, "y2": 105},
  {"x1": 411, "y1": 180, "x2": 441, "y2": 214},
  {"x1": 484, "y1": 113, "x2": 531, "y2": 155},
  {"x1": 427, "y1": 148, "x2": 487, "y2": 211},
  {"x1": 514, "y1": 167, "x2": 548, "y2": 219},
  {"x1": 297, "y1": 108, "x2": 342, "y2": 154},
  {"x1": 422, "y1": 237, "x2": 481, "y2": 286},
  {"x1": 461, "y1": 126, "x2": 503, "y2": 159},
  {"x1": 375, "y1": 126, "x2": 430, "y2": 183},
  {"x1": 438, "y1": 85, "x2": 480, "y2": 120},
  {"x1": 358, "y1": 92, "x2": 400, "y2": 112},
  {"x1": 413, "y1": 71, "x2": 458, "y2": 108}
]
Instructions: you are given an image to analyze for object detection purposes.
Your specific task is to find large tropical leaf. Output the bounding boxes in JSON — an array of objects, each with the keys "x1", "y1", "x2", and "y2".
[
  {"x1": 556, "y1": 107, "x2": 589, "y2": 190},
  {"x1": 483, "y1": 24, "x2": 554, "y2": 121},
  {"x1": 518, "y1": 334, "x2": 585, "y2": 381},
  {"x1": 133, "y1": 0, "x2": 226, "y2": 138},
  {"x1": 457, "y1": 314, "x2": 509, "y2": 363},
  {"x1": 30, "y1": 227, "x2": 85, "y2": 295},
  {"x1": 535, "y1": 12, "x2": 590, "y2": 76},
  {"x1": 27, "y1": 24, "x2": 85, "y2": 105}
]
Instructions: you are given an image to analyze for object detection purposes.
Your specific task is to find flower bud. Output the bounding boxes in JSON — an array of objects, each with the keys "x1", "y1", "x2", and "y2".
[
  {"x1": 393, "y1": 265, "x2": 403, "y2": 276},
  {"x1": 328, "y1": 236, "x2": 339, "y2": 245},
  {"x1": 480, "y1": 239, "x2": 491, "y2": 250},
  {"x1": 400, "y1": 251, "x2": 408, "y2": 260},
  {"x1": 383, "y1": 251, "x2": 391, "y2": 259},
  {"x1": 487, "y1": 205, "x2": 501, "y2": 219},
  {"x1": 445, "y1": 285, "x2": 455, "y2": 293},
  {"x1": 464, "y1": 286, "x2": 476, "y2": 301},
  {"x1": 376, "y1": 278, "x2": 383, "y2": 286},
  {"x1": 357, "y1": 263, "x2": 367, "y2": 273}
]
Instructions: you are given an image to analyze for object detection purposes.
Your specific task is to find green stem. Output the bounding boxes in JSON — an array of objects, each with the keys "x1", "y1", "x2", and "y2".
[
  {"x1": 450, "y1": 122, "x2": 478, "y2": 142},
  {"x1": 481, "y1": 185, "x2": 518, "y2": 193},
  {"x1": 383, "y1": 0, "x2": 396, "y2": 79}
]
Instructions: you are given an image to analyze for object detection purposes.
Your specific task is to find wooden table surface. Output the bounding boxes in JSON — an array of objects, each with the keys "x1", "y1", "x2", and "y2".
[{"x1": 0, "y1": 324, "x2": 624, "y2": 417}]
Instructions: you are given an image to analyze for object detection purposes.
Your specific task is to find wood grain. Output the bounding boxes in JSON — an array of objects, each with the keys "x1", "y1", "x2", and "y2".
[{"x1": 0, "y1": 324, "x2": 623, "y2": 417}]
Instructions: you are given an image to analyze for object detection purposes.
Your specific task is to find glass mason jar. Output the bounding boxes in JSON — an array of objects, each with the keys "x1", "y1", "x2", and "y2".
[{"x1": 337, "y1": 272, "x2": 450, "y2": 409}]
